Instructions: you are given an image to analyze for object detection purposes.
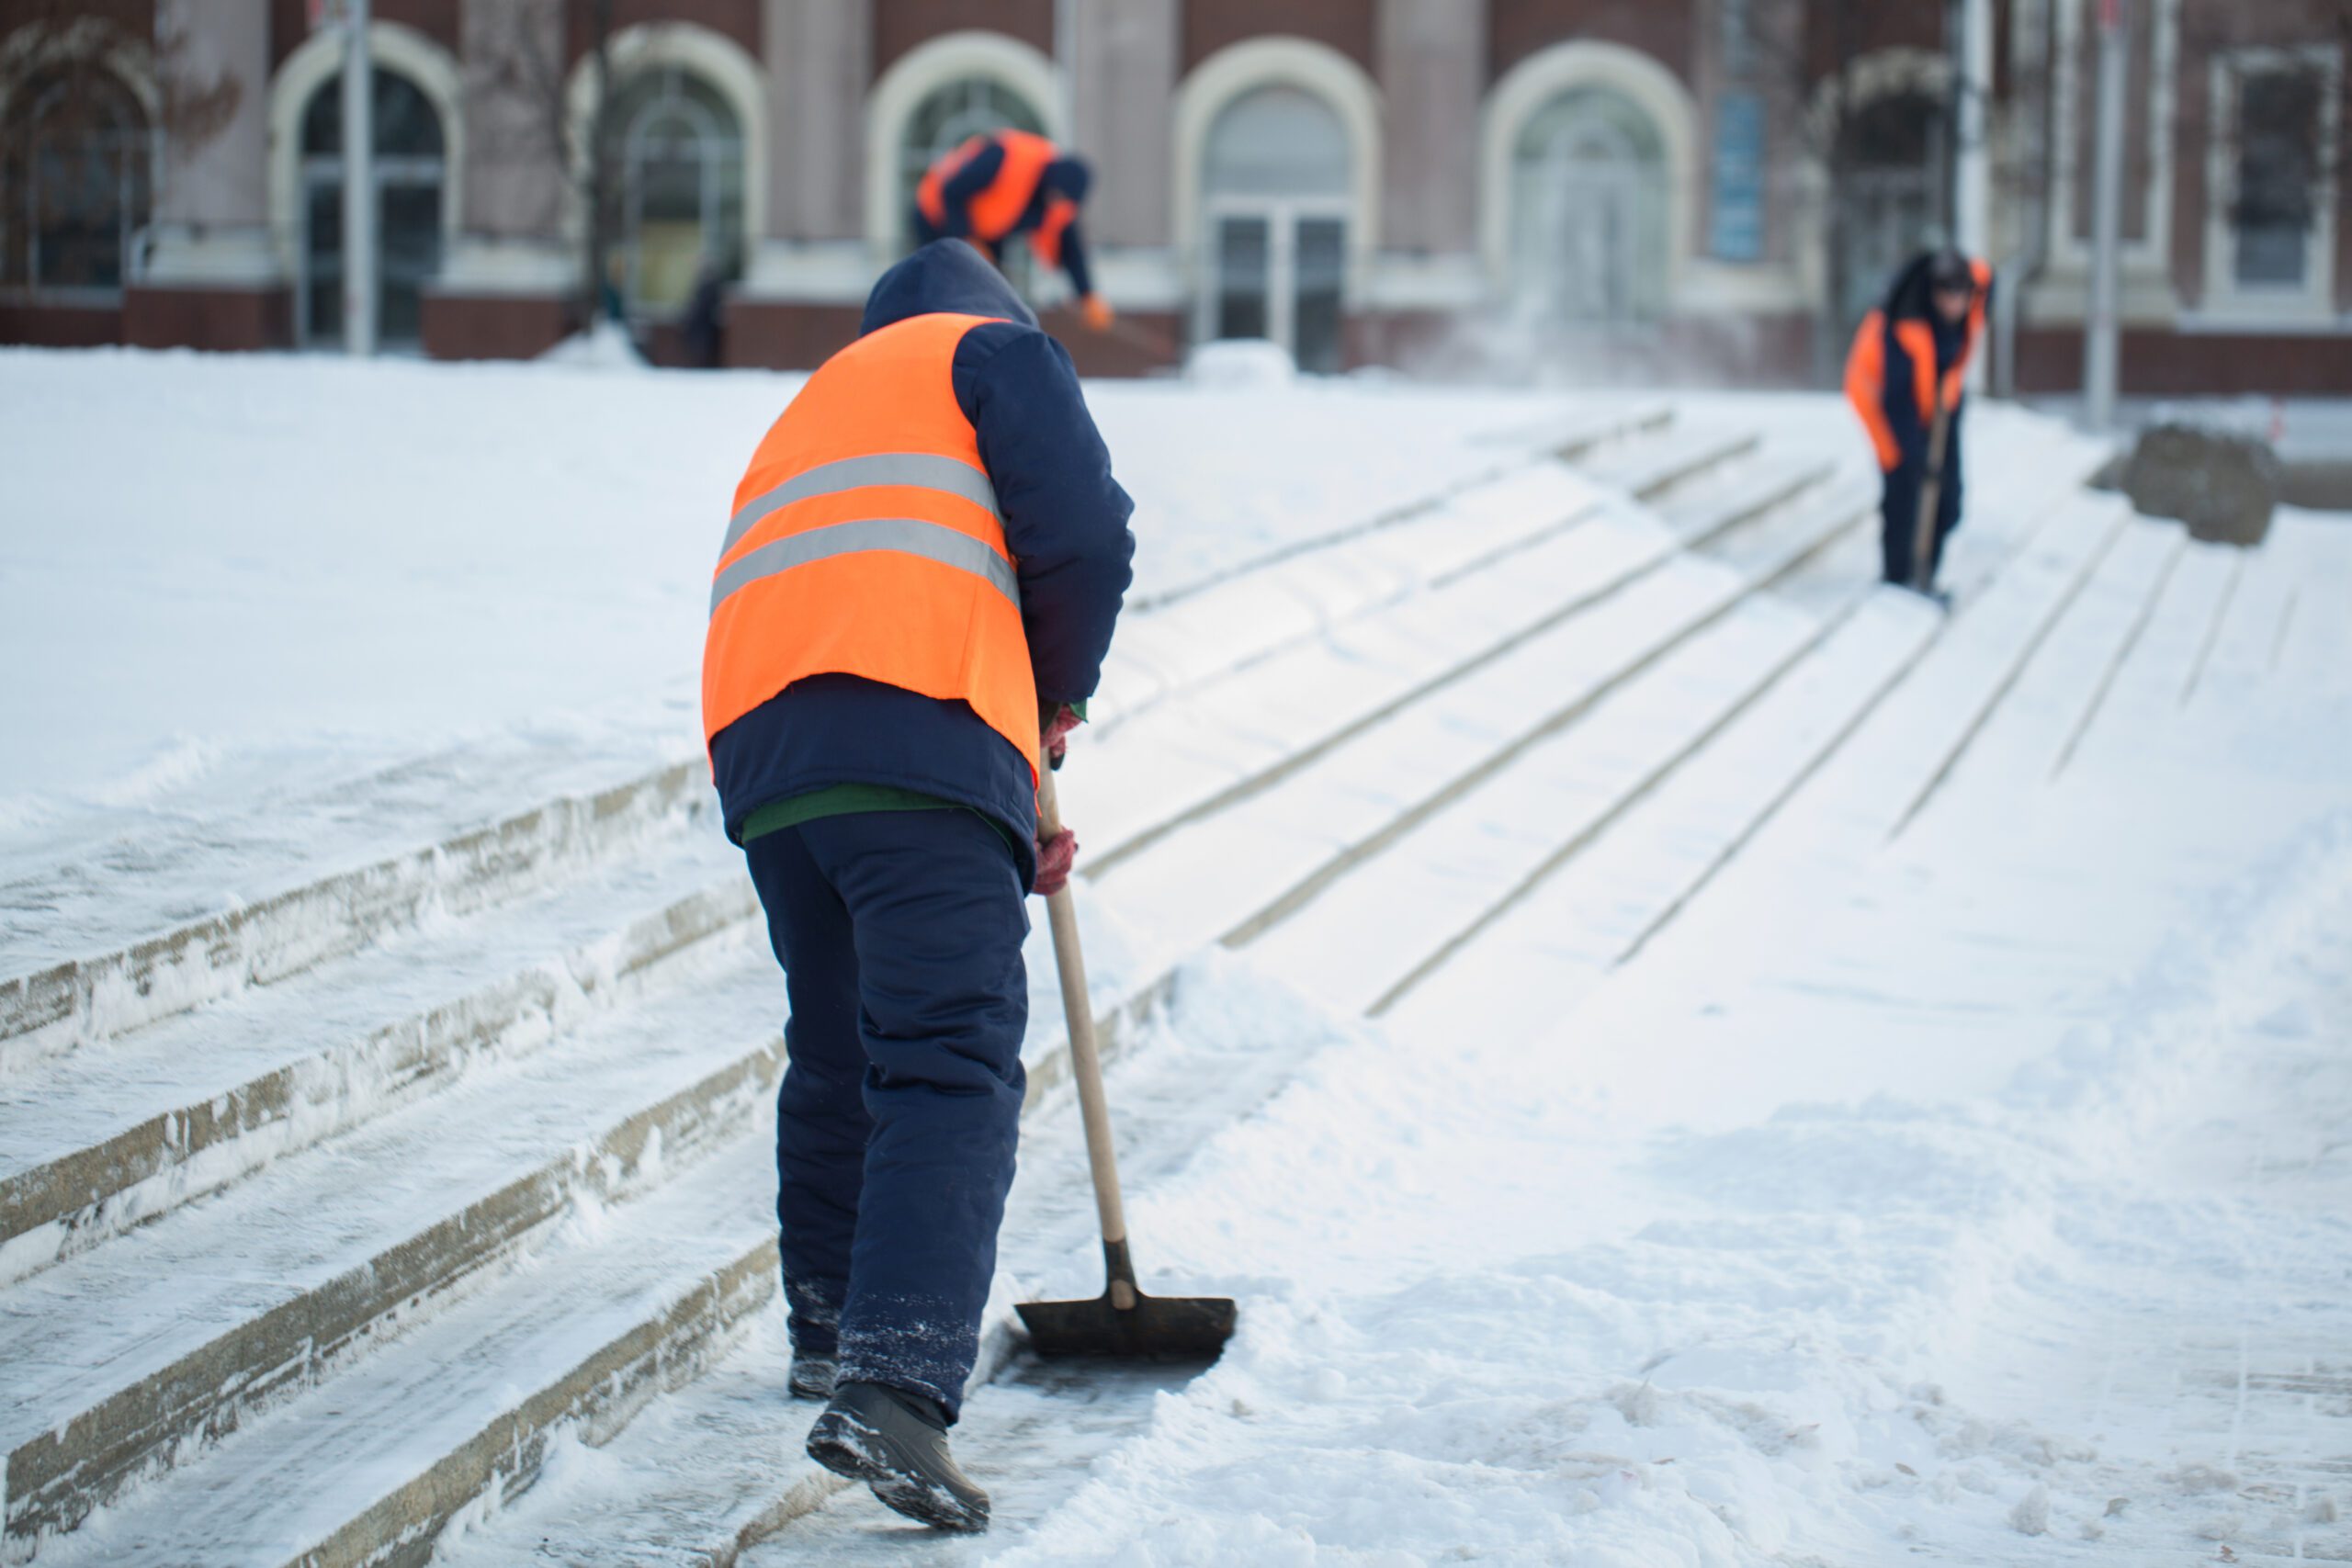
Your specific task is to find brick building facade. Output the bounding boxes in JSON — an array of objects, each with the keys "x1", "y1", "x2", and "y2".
[{"x1": 1, "y1": 0, "x2": 2346, "y2": 391}]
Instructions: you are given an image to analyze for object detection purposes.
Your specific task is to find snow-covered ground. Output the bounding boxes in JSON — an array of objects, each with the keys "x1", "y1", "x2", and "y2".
[
  {"x1": 4, "y1": 346, "x2": 2348, "y2": 1567},
  {"x1": 0, "y1": 348, "x2": 1578, "y2": 818}
]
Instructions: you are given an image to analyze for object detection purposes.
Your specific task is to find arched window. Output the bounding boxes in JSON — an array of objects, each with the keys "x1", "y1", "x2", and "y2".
[
  {"x1": 601, "y1": 66, "x2": 743, "y2": 314},
  {"x1": 898, "y1": 77, "x2": 1046, "y2": 251},
  {"x1": 2, "y1": 62, "x2": 150, "y2": 292},
  {"x1": 1201, "y1": 84, "x2": 1351, "y2": 372},
  {"x1": 300, "y1": 66, "x2": 446, "y2": 345},
  {"x1": 1509, "y1": 87, "x2": 1666, "y2": 326},
  {"x1": 1838, "y1": 89, "x2": 1949, "y2": 326}
]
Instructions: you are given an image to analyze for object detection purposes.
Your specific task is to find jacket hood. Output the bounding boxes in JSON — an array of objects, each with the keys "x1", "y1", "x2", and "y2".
[
  {"x1": 860, "y1": 239, "x2": 1037, "y2": 336},
  {"x1": 1041, "y1": 156, "x2": 1092, "y2": 202},
  {"x1": 1883, "y1": 248, "x2": 1979, "y2": 321}
]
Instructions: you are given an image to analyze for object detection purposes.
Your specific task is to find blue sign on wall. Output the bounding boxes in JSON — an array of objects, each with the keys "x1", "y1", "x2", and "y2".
[{"x1": 1711, "y1": 92, "x2": 1766, "y2": 262}]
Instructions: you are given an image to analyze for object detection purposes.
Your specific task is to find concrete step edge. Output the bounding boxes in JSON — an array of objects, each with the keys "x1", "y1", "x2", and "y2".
[
  {"x1": 4, "y1": 1007, "x2": 787, "y2": 1549},
  {"x1": 0, "y1": 864, "x2": 759, "y2": 1288},
  {"x1": 0, "y1": 761, "x2": 712, "y2": 1066}
]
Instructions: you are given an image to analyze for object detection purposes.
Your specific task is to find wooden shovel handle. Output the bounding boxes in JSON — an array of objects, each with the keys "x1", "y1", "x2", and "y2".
[{"x1": 1035, "y1": 764, "x2": 1138, "y2": 1309}]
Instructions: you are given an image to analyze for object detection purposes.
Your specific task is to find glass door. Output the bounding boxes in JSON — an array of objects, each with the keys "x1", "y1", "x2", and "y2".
[{"x1": 1203, "y1": 200, "x2": 1348, "y2": 372}]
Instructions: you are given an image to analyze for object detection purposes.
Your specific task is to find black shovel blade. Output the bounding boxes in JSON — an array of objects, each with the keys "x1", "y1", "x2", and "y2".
[
  {"x1": 1016, "y1": 1287, "x2": 1237, "y2": 1361},
  {"x1": 1016, "y1": 1238, "x2": 1237, "y2": 1361}
]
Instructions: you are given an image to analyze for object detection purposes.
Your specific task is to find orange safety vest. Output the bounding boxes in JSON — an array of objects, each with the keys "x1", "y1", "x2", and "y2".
[
  {"x1": 703, "y1": 312, "x2": 1040, "y2": 780},
  {"x1": 1845, "y1": 255, "x2": 1992, "y2": 471},
  {"x1": 917, "y1": 130, "x2": 1059, "y2": 244}
]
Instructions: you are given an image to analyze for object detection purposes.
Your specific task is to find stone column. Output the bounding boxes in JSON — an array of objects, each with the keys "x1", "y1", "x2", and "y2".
[
  {"x1": 733, "y1": 0, "x2": 874, "y2": 367},
  {"x1": 141, "y1": 0, "x2": 276, "y2": 289},
  {"x1": 1375, "y1": 0, "x2": 1479, "y2": 254},
  {"x1": 1363, "y1": 0, "x2": 1487, "y2": 353},
  {"x1": 767, "y1": 0, "x2": 868, "y2": 244},
  {"x1": 425, "y1": 0, "x2": 573, "y2": 356},
  {"x1": 741, "y1": 0, "x2": 870, "y2": 295},
  {"x1": 1072, "y1": 0, "x2": 1175, "y2": 249}
]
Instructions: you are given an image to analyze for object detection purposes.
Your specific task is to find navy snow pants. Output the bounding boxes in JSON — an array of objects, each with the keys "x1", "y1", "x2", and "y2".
[
  {"x1": 744, "y1": 808, "x2": 1029, "y2": 1420},
  {"x1": 1880, "y1": 413, "x2": 1963, "y2": 589}
]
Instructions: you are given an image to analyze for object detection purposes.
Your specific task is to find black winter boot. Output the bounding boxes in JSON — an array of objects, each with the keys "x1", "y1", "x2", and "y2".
[
  {"x1": 806, "y1": 1381, "x2": 989, "y2": 1532},
  {"x1": 788, "y1": 1351, "x2": 838, "y2": 1401}
]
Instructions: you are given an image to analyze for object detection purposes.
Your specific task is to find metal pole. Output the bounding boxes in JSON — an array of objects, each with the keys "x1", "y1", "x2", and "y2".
[
  {"x1": 341, "y1": 0, "x2": 376, "y2": 355},
  {"x1": 2084, "y1": 0, "x2": 2127, "y2": 429},
  {"x1": 1054, "y1": 0, "x2": 1078, "y2": 141},
  {"x1": 1955, "y1": 0, "x2": 1994, "y2": 390}
]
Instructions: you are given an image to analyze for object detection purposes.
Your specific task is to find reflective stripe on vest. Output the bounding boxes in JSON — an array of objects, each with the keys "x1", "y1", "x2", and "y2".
[
  {"x1": 702, "y1": 311, "x2": 1040, "y2": 778},
  {"x1": 711, "y1": 516, "x2": 1020, "y2": 615},
  {"x1": 720, "y1": 451, "x2": 1001, "y2": 559}
]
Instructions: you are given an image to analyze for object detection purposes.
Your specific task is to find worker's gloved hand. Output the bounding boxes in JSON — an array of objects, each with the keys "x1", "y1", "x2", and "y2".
[
  {"x1": 1033, "y1": 828, "x2": 1079, "y2": 898},
  {"x1": 1081, "y1": 294, "x2": 1115, "y2": 333},
  {"x1": 1041, "y1": 702, "x2": 1082, "y2": 772}
]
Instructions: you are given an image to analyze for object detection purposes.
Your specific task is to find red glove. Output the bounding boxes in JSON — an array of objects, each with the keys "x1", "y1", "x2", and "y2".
[
  {"x1": 1041, "y1": 703, "x2": 1081, "y2": 772},
  {"x1": 1033, "y1": 827, "x2": 1078, "y2": 897},
  {"x1": 1081, "y1": 294, "x2": 1115, "y2": 333}
]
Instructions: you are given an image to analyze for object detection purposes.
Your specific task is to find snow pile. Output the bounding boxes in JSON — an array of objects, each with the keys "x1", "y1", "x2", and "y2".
[
  {"x1": 537, "y1": 320, "x2": 650, "y2": 370},
  {"x1": 1183, "y1": 338, "x2": 1297, "y2": 389}
]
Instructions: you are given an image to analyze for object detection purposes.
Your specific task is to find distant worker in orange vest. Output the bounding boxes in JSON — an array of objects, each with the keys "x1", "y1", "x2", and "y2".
[
  {"x1": 915, "y1": 128, "x2": 1115, "y2": 333},
  {"x1": 703, "y1": 239, "x2": 1134, "y2": 1531},
  {"x1": 1845, "y1": 248, "x2": 1992, "y2": 598}
]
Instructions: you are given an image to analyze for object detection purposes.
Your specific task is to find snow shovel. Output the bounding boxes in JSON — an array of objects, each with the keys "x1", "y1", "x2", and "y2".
[
  {"x1": 1909, "y1": 400, "x2": 1954, "y2": 595},
  {"x1": 1015, "y1": 765, "x2": 1237, "y2": 1362}
]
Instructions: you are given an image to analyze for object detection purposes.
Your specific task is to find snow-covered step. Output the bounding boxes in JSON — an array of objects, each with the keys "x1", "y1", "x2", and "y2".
[
  {"x1": 1074, "y1": 455, "x2": 1869, "y2": 881},
  {"x1": 0, "y1": 757, "x2": 709, "y2": 1066},
  {"x1": 0, "y1": 823, "x2": 752, "y2": 1286},
  {"x1": 1249, "y1": 585, "x2": 1841, "y2": 1017},
  {"x1": 0, "y1": 939, "x2": 785, "y2": 1551},
  {"x1": 1099, "y1": 479, "x2": 1864, "y2": 980},
  {"x1": 1744, "y1": 491, "x2": 2124, "y2": 860},
  {"x1": 2188, "y1": 511, "x2": 2312, "y2": 708},
  {"x1": 2065, "y1": 538, "x2": 2242, "y2": 765},
  {"x1": 24, "y1": 1129, "x2": 781, "y2": 1568},
  {"x1": 1572, "y1": 490, "x2": 2126, "y2": 980},
  {"x1": 2269, "y1": 513, "x2": 2352, "y2": 691},
  {"x1": 1550, "y1": 397, "x2": 1675, "y2": 462},
  {"x1": 1902, "y1": 513, "x2": 2182, "y2": 829},
  {"x1": 1653, "y1": 450, "x2": 1839, "y2": 546},
  {"x1": 1380, "y1": 469, "x2": 2107, "y2": 1047},
  {"x1": 1092, "y1": 461, "x2": 1604, "y2": 731},
  {"x1": 1575, "y1": 423, "x2": 1760, "y2": 502},
  {"x1": 1067, "y1": 508, "x2": 1684, "y2": 871},
  {"x1": 1122, "y1": 400, "x2": 1668, "y2": 615}
]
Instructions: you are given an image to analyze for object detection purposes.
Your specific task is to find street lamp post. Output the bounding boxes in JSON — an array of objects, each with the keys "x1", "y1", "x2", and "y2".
[
  {"x1": 2084, "y1": 0, "x2": 2128, "y2": 429},
  {"x1": 341, "y1": 0, "x2": 376, "y2": 356}
]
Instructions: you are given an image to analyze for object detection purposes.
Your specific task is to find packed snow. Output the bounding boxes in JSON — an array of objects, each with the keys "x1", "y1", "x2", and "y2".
[{"x1": 3, "y1": 344, "x2": 2348, "y2": 1566}]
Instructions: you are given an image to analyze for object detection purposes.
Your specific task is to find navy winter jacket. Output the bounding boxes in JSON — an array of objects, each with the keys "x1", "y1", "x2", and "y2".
[{"x1": 708, "y1": 241, "x2": 1135, "y2": 883}]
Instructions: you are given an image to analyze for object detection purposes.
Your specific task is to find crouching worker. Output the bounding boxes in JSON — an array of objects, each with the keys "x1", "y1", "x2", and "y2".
[
  {"x1": 915, "y1": 128, "x2": 1115, "y2": 333},
  {"x1": 701, "y1": 239, "x2": 1134, "y2": 1531},
  {"x1": 1845, "y1": 247, "x2": 1991, "y2": 597}
]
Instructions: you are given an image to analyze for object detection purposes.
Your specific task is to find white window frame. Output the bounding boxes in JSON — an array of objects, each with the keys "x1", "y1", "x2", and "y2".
[
  {"x1": 1197, "y1": 192, "x2": 1351, "y2": 362},
  {"x1": 1172, "y1": 38, "x2": 1381, "y2": 327},
  {"x1": 611, "y1": 67, "x2": 743, "y2": 314},
  {"x1": 1479, "y1": 40, "x2": 1695, "y2": 310},
  {"x1": 294, "y1": 67, "x2": 447, "y2": 348},
  {"x1": 2201, "y1": 42, "x2": 2341, "y2": 325},
  {"x1": 20, "y1": 70, "x2": 147, "y2": 299}
]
